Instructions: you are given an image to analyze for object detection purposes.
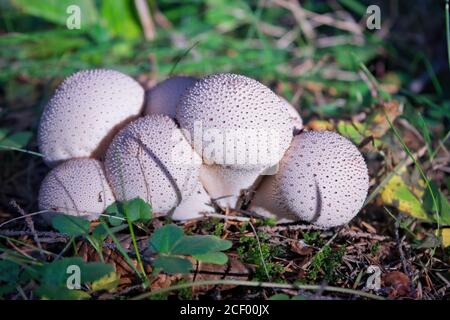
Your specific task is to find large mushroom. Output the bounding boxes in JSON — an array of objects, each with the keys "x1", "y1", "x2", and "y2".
[
  {"x1": 38, "y1": 158, "x2": 115, "y2": 221},
  {"x1": 281, "y1": 97, "x2": 303, "y2": 132},
  {"x1": 144, "y1": 76, "x2": 197, "y2": 118},
  {"x1": 176, "y1": 73, "x2": 294, "y2": 208},
  {"x1": 38, "y1": 69, "x2": 144, "y2": 167},
  {"x1": 104, "y1": 114, "x2": 211, "y2": 219},
  {"x1": 251, "y1": 131, "x2": 369, "y2": 228}
]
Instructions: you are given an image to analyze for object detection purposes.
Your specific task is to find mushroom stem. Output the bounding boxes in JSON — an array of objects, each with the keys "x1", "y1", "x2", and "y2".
[
  {"x1": 171, "y1": 182, "x2": 214, "y2": 220},
  {"x1": 199, "y1": 164, "x2": 262, "y2": 209},
  {"x1": 250, "y1": 174, "x2": 296, "y2": 221}
]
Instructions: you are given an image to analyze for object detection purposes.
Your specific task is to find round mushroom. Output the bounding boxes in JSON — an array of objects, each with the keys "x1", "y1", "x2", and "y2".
[
  {"x1": 280, "y1": 97, "x2": 303, "y2": 133},
  {"x1": 38, "y1": 69, "x2": 144, "y2": 167},
  {"x1": 104, "y1": 114, "x2": 203, "y2": 215},
  {"x1": 176, "y1": 73, "x2": 294, "y2": 208},
  {"x1": 144, "y1": 76, "x2": 197, "y2": 118},
  {"x1": 251, "y1": 131, "x2": 369, "y2": 228},
  {"x1": 38, "y1": 158, "x2": 115, "y2": 221}
]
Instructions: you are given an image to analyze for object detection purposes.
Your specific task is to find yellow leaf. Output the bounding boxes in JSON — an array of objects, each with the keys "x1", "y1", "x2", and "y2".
[
  {"x1": 307, "y1": 119, "x2": 334, "y2": 131},
  {"x1": 441, "y1": 229, "x2": 450, "y2": 247},
  {"x1": 381, "y1": 174, "x2": 429, "y2": 221},
  {"x1": 91, "y1": 272, "x2": 120, "y2": 293},
  {"x1": 337, "y1": 120, "x2": 366, "y2": 144}
]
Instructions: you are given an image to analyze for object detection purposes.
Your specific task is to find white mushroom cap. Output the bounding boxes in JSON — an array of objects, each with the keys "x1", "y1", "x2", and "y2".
[
  {"x1": 38, "y1": 69, "x2": 144, "y2": 167},
  {"x1": 104, "y1": 115, "x2": 202, "y2": 215},
  {"x1": 252, "y1": 131, "x2": 369, "y2": 228},
  {"x1": 144, "y1": 76, "x2": 197, "y2": 118},
  {"x1": 38, "y1": 159, "x2": 115, "y2": 221},
  {"x1": 176, "y1": 73, "x2": 294, "y2": 208},
  {"x1": 280, "y1": 97, "x2": 303, "y2": 132}
]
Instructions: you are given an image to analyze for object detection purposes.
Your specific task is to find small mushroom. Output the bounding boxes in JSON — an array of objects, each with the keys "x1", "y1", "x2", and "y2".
[
  {"x1": 251, "y1": 131, "x2": 369, "y2": 228},
  {"x1": 176, "y1": 73, "x2": 294, "y2": 208},
  {"x1": 38, "y1": 69, "x2": 144, "y2": 167},
  {"x1": 144, "y1": 76, "x2": 197, "y2": 118},
  {"x1": 38, "y1": 159, "x2": 115, "y2": 221},
  {"x1": 104, "y1": 115, "x2": 204, "y2": 216}
]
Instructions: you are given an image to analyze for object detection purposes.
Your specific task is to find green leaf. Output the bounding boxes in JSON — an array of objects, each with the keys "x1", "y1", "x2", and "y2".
[
  {"x1": 40, "y1": 257, "x2": 114, "y2": 287},
  {"x1": 80, "y1": 262, "x2": 115, "y2": 283},
  {"x1": 92, "y1": 223, "x2": 108, "y2": 241},
  {"x1": 149, "y1": 224, "x2": 184, "y2": 254},
  {"x1": 269, "y1": 293, "x2": 290, "y2": 300},
  {"x1": 91, "y1": 272, "x2": 120, "y2": 292},
  {"x1": 337, "y1": 121, "x2": 366, "y2": 145},
  {"x1": 0, "y1": 284, "x2": 17, "y2": 298},
  {"x1": 36, "y1": 285, "x2": 91, "y2": 300},
  {"x1": 51, "y1": 215, "x2": 90, "y2": 237},
  {"x1": 0, "y1": 131, "x2": 32, "y2": 149},
  {"x1": 105, "y1": 198, "x2": 152, "y2": 226},
  {"x1": 153, "y1": 256, "x2": 193, "y2": 274},
  {"x1": 381, "y1": 175, "x2": 430, "y2": 221},
  {"x1": 105, "y1": 202, "x2": 125, "y2": 226},
  {"x1": 268, "y1": 293, "x2": 305, "y2": 300},
  {"x1": 149, "y1": 224, "x2": 231, "y2": 274},
  {"x1": 172, "y1": 236, "x2": 232, "y2": 255},
  {"x1": 100, "y1": 0, "x2": 141, "y2": 39},
  {"x1": 0, "y1": 260, "x2": 20, "y2": 283},
  {"x1": 423, "y1": 181, "x2": 450, "y2": 224},
  {"x1": 0, "y1": 129, "x2": 10, "y2": 141},
  {"x1": 124, "y1": 198, "x2": 152, "y2": 223},
  {"x1": 193, "y1": 252, "x2": 228, "y2": 265},
  {"x1": 11, "y1": 0, "x2": 99, "y2": 26},
  {"x1": 338, "y1": 0, "x2": 367, "y2": 15},
  {"x1": 291, "y1": 295, "x2": 307, "y2": 300}
]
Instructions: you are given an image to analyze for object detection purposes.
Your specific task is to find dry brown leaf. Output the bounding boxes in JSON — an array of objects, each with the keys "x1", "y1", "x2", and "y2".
[
  {"x1": 370, "y1": 101, "x2": 402, "y2": 138},
  {"x1": 361, "y1": 221, "x2": 377, "y2": 234},
  {"x1": 190, "y1": 254, "x2": 249, "y2": 294},
  {"x1": 290, "y1": 241, "x2": 314, "y2": 256},
  {"x1": 382, "y1": 271, "x2": 413, "y2": 297}
]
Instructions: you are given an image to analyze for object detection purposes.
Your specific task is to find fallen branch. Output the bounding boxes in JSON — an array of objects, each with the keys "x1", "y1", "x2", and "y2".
[{"x1": 132, "y1": 279, "x2": 385, "y2": 300}]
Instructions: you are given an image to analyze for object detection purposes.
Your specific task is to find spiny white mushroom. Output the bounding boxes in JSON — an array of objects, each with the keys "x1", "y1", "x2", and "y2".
[
  {"x1": 38, "y1": 159, "x2": 115, "y2": 221},
  {"x1": 38, "y1": 69, "x2": 144, "y2": 167},
  {"x1": 251, "y1": 131, "x2": 369, "y2": 228},
  {"x1": 280, "y1": 97, "x2": 303, "y2": 132},
  {"x1": 104, "y1": 115, "x2": 204, "y2": 216},
  {"x1": 176, "y1": 73, "x2": 294, "y2": 208},
  {"x1": 144, "y1": 76, "x2": 197, "y2": 118}
]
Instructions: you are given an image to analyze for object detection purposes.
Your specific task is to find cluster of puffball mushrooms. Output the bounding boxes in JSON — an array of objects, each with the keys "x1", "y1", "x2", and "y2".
[{"x1": 37, "y1": 70, "x2": 369, "y2": 229}]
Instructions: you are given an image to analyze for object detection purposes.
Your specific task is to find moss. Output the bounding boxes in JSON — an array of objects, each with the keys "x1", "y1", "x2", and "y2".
[
  {"x1": 308, "y1": 245, "x2": 346, "y2": 283},
  {"x1": 237, "y1": 231, "x2": 285, "y2": 281}
]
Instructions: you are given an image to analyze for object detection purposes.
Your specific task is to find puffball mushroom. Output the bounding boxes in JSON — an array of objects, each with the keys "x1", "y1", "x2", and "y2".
[
  {"x1": 38, "y1": 159, "x2": 115, "y2": 221},
  {"x1": 176, "y1": 73, "x2": 294, "y2": 208},
  {"x1": 38, "y1": 69, "x2": 144, "y2": 167},
  {"x1": 251, "y1": 131, "x2": 369, "y2": 228},
  {"x1": 104, "y1": 114, "x2": 208, "y2": 218},
  {"x1": 281, "y1": 97, "x2": 303, "y2": 132},
  {"x1": 144, "y1": 76, "x2": 197, "y2": 118}
]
